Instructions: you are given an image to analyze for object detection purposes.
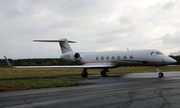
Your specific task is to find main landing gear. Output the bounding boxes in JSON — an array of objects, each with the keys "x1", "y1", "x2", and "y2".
[
  {"x1": 156, "y1": 66, "x2": 164, "y2": 77},
  {"x1": 81, "y1": 68, "x2": 109, "y2": 78},
  {"x1": 81, "y1": 68, "x2": 88, "y2": 78},
  {"x1": 101, "y1": 69, "x2": 109, "y2": 77}
]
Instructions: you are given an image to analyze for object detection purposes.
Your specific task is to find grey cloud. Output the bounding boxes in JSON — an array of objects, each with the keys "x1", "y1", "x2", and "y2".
[
  {"x1": 29, "y1": 0, "x2": 98, "y2": 17},
  {"x1": 143, "y1": 1, "x2": 178, "y2": 23},
  {"x1": 162, "y1": 1, "x2": 177, "y2": 10},
  {"x1": 161, "y1": 32, "x2": 180, "y2": 44},
  {"x1": 95, "y1": 35, "x2": 120, "y2": 44},
  {"x1": 95, "y1": 23, "x2": 137, "y2": 36},
  {"x1": 0, "y1": 1, "x2": 31, "y2": 18},
  {"x1": 119, "y1": 16, "x2": 133, "y2": 25},
  {"x1": 0, "y1": 1, "x2": 20, "y2": 18},
  {"x1": 3, "y1": 10, "x2": 23, "y2": 19},
  {"x1": 0, "y1": 0, "x2": 180, "y2": 58}
]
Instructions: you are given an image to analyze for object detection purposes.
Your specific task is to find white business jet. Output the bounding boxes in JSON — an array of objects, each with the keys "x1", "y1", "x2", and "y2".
[{"x1": 4, "y1": 38, "x2": 176, "y2": 78}]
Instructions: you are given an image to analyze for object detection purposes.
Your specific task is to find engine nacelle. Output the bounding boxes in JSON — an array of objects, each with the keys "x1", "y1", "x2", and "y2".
[{"x1": 60, "y1": 52, "x2": 81, "y2": 63}]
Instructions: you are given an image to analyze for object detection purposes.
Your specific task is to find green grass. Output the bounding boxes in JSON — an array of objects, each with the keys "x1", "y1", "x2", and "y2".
[
  {"x1": 0, "y1": 78, "x2": 83, "y2": 87},
  {"x1": 0, "y1": 66, "x2": 179, "y2": 91},
  {"x1": 0, "y1": 78, "x2": 84, "y2": 91},
  {"x1": 0, "y1": 66, "x2": 180, "y2": 80}
]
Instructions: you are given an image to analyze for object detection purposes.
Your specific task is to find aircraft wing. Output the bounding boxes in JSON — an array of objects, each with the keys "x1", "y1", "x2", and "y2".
[
  {"x1": 9, "y1": 65, "x2": 111, "y2": 69},
  {"x1": 4, "y1": 56, "x2": 111, "y2": 69}
]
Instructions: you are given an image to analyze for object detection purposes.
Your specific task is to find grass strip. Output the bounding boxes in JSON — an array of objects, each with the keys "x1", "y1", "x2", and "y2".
[
  {"x1": 0, "y1": 66, "x2": 179, "y2": 91},
  {"x1": 0, "y1": 78, "x2": 84, "y2": 91},
  {"x1": 0, "y1": 66, "x2": 180, "y2": 80}
]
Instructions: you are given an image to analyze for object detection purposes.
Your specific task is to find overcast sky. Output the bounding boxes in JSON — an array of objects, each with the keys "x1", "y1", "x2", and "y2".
[{"x1": 1, "y1": 0, "x2": 180, "y2": 59}]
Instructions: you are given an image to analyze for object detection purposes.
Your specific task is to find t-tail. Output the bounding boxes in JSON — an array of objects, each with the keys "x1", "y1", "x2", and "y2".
[{"x1": 33, "y1": 38, "x2": 76, "y2": 54}]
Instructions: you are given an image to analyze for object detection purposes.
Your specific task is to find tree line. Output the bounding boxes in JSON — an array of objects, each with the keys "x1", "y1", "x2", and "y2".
[
  {"x1": 169, "y1": 55, "x2": 180, "y2": 65},
  {"x1": 169, "y1": 51, "x2": 180, "y2": 65},
  {"x1": 0, "y1": 58, "x2": 69, "y2": 67}
]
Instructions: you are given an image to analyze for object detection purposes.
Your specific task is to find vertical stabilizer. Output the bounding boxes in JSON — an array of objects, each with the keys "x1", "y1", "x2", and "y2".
[
  {"x1": 33, "y1": 38, "x2": 76, "y2": 54},
  {"x1": 58, "y1": 38, "x2": 74, "y2": 53}
]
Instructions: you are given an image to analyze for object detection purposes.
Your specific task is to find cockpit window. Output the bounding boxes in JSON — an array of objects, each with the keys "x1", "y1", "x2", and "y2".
[
  {"x1": 156, "y1": 52, "x2": 164, "y2": 55},
  {"x1": 151, "y1": 51, "x2": 164, "y2": 55},
  {"x1": 151, "y1": 52, "x2": 156, "y2": 55}
]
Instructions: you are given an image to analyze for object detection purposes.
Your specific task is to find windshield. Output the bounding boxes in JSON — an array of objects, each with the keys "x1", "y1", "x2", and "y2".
[
  {"x1": 151, "y1": 51, "x2": 164, "y2": 55},
  {"x1": 151, "y1": 52, "x2": 156, "y2": 55},
  {"x1": 156, "y1": 52, "x2": 164, "y2": 55}
]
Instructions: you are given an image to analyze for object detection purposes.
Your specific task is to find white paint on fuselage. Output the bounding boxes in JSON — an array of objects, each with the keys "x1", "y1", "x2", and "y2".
[{"x1": 76, "y1": 49, "x2": 176, "y2": 68}]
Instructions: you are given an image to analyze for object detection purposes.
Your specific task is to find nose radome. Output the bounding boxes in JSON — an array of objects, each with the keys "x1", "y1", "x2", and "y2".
[
  {"x1": 172, "y1": 59, "x2": 177, "y2": 63},
  {"x1": 167, "y1": 57, "x2": 177, "y2": 64}
]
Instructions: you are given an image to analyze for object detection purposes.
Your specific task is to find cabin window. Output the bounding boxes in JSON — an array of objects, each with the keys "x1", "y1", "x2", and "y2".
[
  {"x1": 130, "y1": 55, "x2": 133, "y2": 59},
  {"x1": 106, "y1": 56, "x2": 109, "y2": 60},
  {"x1": 112, "y1": 56, "x2": 115, "y2": 60},
  {"x1": 117, "y1": 56, "x2": 121, "y2": 59},
  {"x1": 123, "y1": 56, "x2": 127, "y2": 59},
  {"x1": 101, "y1": 56, "x2": 104, "y2": 60},
  {"x1": 96, "y1": 57, "x2": 99, "y2": 60}
]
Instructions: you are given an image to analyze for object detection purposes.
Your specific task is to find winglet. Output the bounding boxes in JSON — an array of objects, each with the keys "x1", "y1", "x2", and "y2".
[{"x1": 4, "y1": 56, "x2": 13, "y2": 68}]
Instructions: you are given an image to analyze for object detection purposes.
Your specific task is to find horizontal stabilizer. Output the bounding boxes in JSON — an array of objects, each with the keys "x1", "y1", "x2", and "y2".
[
  {"x1": 33, "y1": 38, "x2": 76, "y2": 43},
  {"x1": 33, "y1": 38, "x2": 76, "y2": 53}
]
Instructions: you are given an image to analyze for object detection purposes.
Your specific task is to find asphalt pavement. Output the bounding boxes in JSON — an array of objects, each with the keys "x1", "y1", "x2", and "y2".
[{"x1": 0, "y1": 71, "x2": 180, "y2": 108}]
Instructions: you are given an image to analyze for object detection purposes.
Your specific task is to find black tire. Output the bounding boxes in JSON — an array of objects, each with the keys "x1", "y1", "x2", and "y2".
[
  {"x1": 101, "y1": 71, "x2": 106, "y2": 76},
  {"x1": 158, "y1": 73, "x2": 164, "y2": 77},
  {"x1": 81, "y1": 69, "x2": 88, "y2": 78},
  {"x1": 81, "y1": 72, "x2": 87, "y2": 77}
]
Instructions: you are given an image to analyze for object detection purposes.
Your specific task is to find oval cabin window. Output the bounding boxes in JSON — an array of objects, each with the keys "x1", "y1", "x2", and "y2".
[
  {"x1": 123, "y1": 56, "x2": 127, "y2": 59},
  {"x1": 106, "y1": 56, "x2": 109, "y2": 60},
  {"x1": 101, "y1": 56, "x2": 104, "y2": 60},
  {"x1": 130, "y1": 55, "x2": 134, "y2": 59}
]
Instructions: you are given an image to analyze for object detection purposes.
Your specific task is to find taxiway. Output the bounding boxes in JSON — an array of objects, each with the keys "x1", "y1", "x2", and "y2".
[{"x1": 0, "y1": 71, "x2": 180, "y2": 108}]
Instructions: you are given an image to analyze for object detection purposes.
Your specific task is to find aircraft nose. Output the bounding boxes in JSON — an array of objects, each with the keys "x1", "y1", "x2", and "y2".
[
  {"x1": 172, "y1": 59, "x2": 177, "y2": 63},
  {"x1": 167, "y1": 57, "x2": 177, "y2": 64}
]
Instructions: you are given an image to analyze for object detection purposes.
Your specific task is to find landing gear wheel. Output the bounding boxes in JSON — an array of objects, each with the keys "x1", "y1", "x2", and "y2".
[
  {"x1": 81, "y1": 69, "x2": 88, "y2": 78},
  {"x1": 156, "y1": 66, "x2": 164, "y2": 78},
  {"x1": 101, "y1": 71, "x2": 106, "y2": 77},
  {"x1": 158, "y1": 73, "x2": 164, "y2": 77}
]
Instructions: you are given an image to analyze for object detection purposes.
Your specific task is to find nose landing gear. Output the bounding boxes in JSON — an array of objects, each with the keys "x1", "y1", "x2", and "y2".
[
  {"x1": 158, "y1": 72, "x2": 164, "y2": 77},
  {"x1": 156, "y1": 66, "x2": 164, "y2": 77}
]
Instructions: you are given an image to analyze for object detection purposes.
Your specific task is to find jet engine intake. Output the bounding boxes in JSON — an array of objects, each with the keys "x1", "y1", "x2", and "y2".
[
  {"x1": 73, "y1": 52, "x2": 81, "y2": 60},
  {"x1": 60, "y1": 52, "x2": 81, "y2": 63}
]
